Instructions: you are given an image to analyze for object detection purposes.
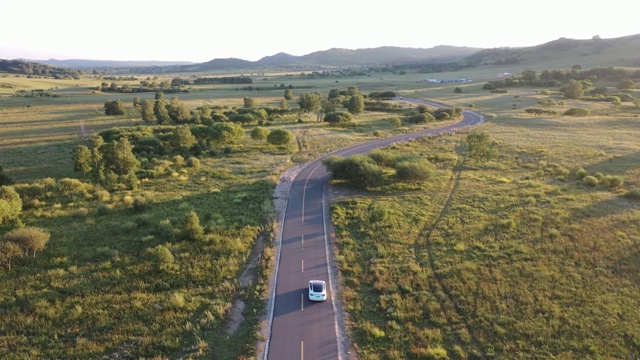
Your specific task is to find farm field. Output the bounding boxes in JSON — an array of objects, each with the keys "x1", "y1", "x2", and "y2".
[{"x1": 1, "y1": 62, "x2": 640, "y2": 359}]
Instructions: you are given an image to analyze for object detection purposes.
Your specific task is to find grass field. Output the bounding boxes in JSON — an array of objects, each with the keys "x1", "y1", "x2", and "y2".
[{"x1": 1, "y1": 64, "x2": 640, "y2": 359}]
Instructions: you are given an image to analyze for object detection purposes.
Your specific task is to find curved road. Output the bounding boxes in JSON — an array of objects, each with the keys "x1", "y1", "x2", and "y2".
[{"x1": 264, "y1": 99, "x2": 484, "y2": 360}]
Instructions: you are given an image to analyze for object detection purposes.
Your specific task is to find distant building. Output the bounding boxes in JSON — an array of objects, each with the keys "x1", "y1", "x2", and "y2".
[
  {"x1": 497, "y1": 72, "x2": 512, "y2": 78},
  {"x1": 425, "y1": 78, "x2": 471, "y2": 83}
]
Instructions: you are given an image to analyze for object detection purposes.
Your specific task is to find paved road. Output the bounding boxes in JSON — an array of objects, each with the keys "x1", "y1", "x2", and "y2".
[{"x1": 264, "y1": 99, "x2": 484, "y2": 360}]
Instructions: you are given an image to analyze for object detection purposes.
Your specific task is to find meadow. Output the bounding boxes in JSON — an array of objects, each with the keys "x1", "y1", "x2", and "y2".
[
  {"x1": 329, "y1": 85, "x2": 640, "y2": 358},
  {"x1": 1, "y1": 63, "x2": 640, "y2": 359}
]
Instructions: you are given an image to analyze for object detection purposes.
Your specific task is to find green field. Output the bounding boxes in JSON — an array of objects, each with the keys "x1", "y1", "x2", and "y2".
[{"x1": 1, "y1": 60, "x2": 640, "y2": 359}]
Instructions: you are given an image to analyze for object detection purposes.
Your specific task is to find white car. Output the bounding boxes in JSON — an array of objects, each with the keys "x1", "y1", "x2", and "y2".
[{"x1": 308, "y1": 280, "x2": 327, "y2": 301}]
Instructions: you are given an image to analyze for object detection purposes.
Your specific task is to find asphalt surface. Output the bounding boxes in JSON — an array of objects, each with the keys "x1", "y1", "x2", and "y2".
[{"x1": 264, "y1": 99, "x2": 484, "y2": 360}]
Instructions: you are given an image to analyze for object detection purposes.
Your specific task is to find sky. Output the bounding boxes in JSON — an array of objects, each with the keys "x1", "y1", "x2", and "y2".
[{"x1": 2, "y1": 0, "x2": 639, "y2": 63}]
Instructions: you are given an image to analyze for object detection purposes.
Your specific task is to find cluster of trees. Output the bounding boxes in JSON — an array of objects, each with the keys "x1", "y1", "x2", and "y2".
[
  {"x1": 73, "y1": 119, "x2": 298, "y2": 188},
  {"x1": 96, "y1": 80, "x2": 185, "y2": 94},
  {"x1": 322, "y1": 150, "x2": 438, "y2": 189},
  {"x1": 0, "y1": 59, "x2": 82, "y2": 79},
  {"x1": 72, "y1": 135, "x2": 141, "y2": 189},
  {"x1": 483, "y1": 67, "x2": 639, "y2": 101},
  {"x1": 322, "y1": 131, "x2": 497, "y2": 189},
  {"x1": 192, "y1": 76, "x2": 253, "y2": 85}
]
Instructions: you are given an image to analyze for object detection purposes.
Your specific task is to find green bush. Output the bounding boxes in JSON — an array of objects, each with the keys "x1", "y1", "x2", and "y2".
[
  {"x1": 250, "y1": 126, "x2": 270, "y2": 141},
  {"x1": 183, "y1": 210, "x2": 205, "y2": 242},
  {"x1": 323, "y1": 155, "x2": 384, "y2": 189},
  {"x1": 394, "y1": 159, "x2": 436, "y2": 182},
  {"x1": 266, "y1": 129, "x2": 295, "y2": 146}
]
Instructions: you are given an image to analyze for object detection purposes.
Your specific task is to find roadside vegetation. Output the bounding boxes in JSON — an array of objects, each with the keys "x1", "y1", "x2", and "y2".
[{"x1": 1, "y1": 58, "x2": 640, "y2": 359}]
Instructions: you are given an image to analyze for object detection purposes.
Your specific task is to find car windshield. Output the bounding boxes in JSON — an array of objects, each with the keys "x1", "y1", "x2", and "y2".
[{"x1": 311, "y1": 282, "x2": 324, "y2": 292}]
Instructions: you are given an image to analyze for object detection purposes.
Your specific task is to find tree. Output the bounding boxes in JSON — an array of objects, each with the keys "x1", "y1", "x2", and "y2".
[
  {"x1": 0, "y1": 241, "x2": 22, "y2": 270},
  {"x1": 72, "y1": 145, "x2": 93, "y2": 176},
  {"x1": 251, "y1": 126, "x2": 270, "y2": 141},
  {"x1": 297, "y1": 93, "x2": 321, "y2": 114},
  {"x1": 210, "y1": 122, "x2": 244, "y2": 145},
  {"x1": 154, "y1": 100, "x2": 170, "y2": 124},
  {"x1": 171, "y1": 125, "x2": 196, "y2": 154},
  {"x1": 151, "y1": 244, "x2": 174, "y2": 271},
  {"x1": 102, "y1": 137, "x2": 140, "y2": 176},
  {"x1": 4, "y1": 226, "x2": 50, "y2": 257},
  {"x1": 140, "y1": 99, "x2": 155, "y2": 123},
  {"x1": 243, "y1": 97, "x2": 256, "y2": 109},
  {"x1": 346, "y1": 94, "x2": 365, "y2": 116},
  {"x1": 266, "y1": 129, "x2": 295, "y2": 146},
  {"x1": 168, "y1": 97, "x2": 191, "y2": 123},
  {"x1": 284, "y1": 89, "x2": 294, "y2": 100},
  {"x1": 0, "y1": 185, "x2": 22, "y2": 226},
  {"x1": 616, "y1": 79, "x2": 635, "y2": 90},
  {"x1": 104, "y1": 100, "x2": 126, "y2": 116},
  {"x1": 133, "y1": 96, "x2": 141, "y2": 107},
  {"x1": 466, "y1": 131, "x2": 497, "y2": 163},
  {"x1": 88, "y1": 134, "x2": 105, "y2": 178},
  {"x1": 155, "y1": 91, "x2": 164, "y2": 101},
  {"x1": 564, "y1": 79, "x2": 584, "y2": 99}
]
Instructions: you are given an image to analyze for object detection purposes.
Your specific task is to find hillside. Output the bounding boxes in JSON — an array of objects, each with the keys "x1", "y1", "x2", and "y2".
[{"x1": 466, "y1": 34, "x2": 640, "y2": 70}]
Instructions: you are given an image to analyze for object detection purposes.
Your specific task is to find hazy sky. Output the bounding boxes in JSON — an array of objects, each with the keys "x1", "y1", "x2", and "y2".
[{"x1": 2, "y1": 0, "x2": 638, "y2": 63}]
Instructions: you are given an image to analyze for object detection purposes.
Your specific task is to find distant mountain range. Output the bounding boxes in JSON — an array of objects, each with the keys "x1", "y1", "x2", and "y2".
[
  {"x1": 7, "y1": 34, "x2": 640, "y2": 73},
  {"x1": 18, "y1": 45, "x2": 482, "y2": 72}
]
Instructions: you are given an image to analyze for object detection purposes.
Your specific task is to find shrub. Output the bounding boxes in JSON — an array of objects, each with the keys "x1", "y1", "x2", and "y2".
[
  {"x1": 183, "y1": 210, "x2": 205, "y2": 242},
  {"x1": 250, "y1": 126, "x2": 270, "y2": 141},
  {"x1": 0, "y1": 241, "x2": 23, "y2": 270},
  {"x1": 72, "y1": 207, "x2": 89, "y2": 218},
  {"x1": 4, "y1": 226, "x2": 51, "y2": 257},
  {"x1": 266, "y1": 129, "x2": 295, "y2": 146},
  {"x1": 394, "y1": 159, "x2": 436, "y2": 182},
  {"x1": 405, "y1": 113, "x2": 434, "y2": 124},
  {"x1": 624, "y1": 189, "x2": 640, "y2": 200},
  {"x1": 324, "y1": 112, "x2": 354, "y2": 125},
  {"x1": 186, "y1": 157, "x2": 201, "y2": 169},
  {"x1": 601, "y1": 175, "x2": 624, "y2": 188},
  {"x1": 1, "y1": 185, "x2": 22, "y2": 225},
  {"x1": 574, "y1": 167, "x2": 589, "y2": 179},
  {"x1": 151, "y1": 244, "x2": 174, "y2": 271},
  {"x1": 96, "y1": 203, "x2": 112, "y2": 216},
  {"x1": 172, "y1": 155, "x2": 185, "y2": 166},
  {"x1": 323, "y1": 155, "x2": 384, "y2": 188},
  {"x1": 582, "y1": 175, "x2": 599, "y2": 187},
  {"x1": 389, "y1": 118, "x2": 402, "y2": 127},
  {"x1": 564, "y1": 108, "x2": 591, "y2": 117},
  {"x1": 133, "y1": 195, "x2": 150, "y2": 212},
  {"x1": 368, "y1": 149, "x2": 397, "y2": 167}
]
